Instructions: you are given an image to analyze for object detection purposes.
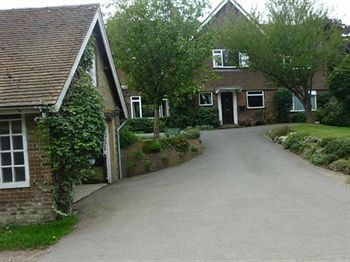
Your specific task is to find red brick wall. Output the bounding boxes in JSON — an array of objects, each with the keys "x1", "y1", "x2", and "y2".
[{"x1": 0, "y1": 114, "x2": 55, "y2": 225}]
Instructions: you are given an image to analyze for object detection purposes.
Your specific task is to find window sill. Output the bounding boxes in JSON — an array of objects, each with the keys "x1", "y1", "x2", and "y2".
[
  {"x1": 290, "y1": 110, "x2": 317, "y2": 112},
  {"x1": 199, "y1": 104, "x2": 214, "y2": 107},
  {"x1": 247, "y1": 107, "x2": 265, "y2": 110},
  {"x1": 0, "y1": 182, "x2": 30, "y2": 190}
]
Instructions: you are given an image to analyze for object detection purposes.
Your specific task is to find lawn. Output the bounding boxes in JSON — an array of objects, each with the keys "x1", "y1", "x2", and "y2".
[
  {"x1": 0, "y1": 215, "x2": 77, "y2": 251},
  {"x1": 291, "y1": 124, "x2": 350, "y2": 139}
]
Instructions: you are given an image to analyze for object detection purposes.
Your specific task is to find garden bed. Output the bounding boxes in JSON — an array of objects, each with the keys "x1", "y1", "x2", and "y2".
[{"x1": 268, "y1": 125, "x2": 350, "y2": 182}]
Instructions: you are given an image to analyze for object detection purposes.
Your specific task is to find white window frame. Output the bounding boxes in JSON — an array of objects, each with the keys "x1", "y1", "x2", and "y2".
[
  {"x1": 199, "y1": 92, "x2": 214, "y2": 107},
  {"x1": 0, "y1": 115, "x2": 30, "y2": 189},
  {"x1": 212, "y1": 49, "x2": 235, "y2": 69},
  {"x1": 239, "y1": 52, "x2": 249, "y2": 68},
  {"x1": 130, "y1": 96, "x2": 143, "y2": 119},
  {"x1": 88, "y1": 50, "x2": 97, "y2": 86},
  {"x1": 159, "y1": 99, "x2": 170, "y2": 118},
  {"x1": 246, "y1": 91, "x2": 265, "y2": 109},
  {"x1": 291, "y1": 91, "x2": 317, "y2": 112}
]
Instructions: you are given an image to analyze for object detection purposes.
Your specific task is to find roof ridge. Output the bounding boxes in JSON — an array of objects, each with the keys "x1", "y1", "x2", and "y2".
[{"x1": 0, "y1": 3, "x2": 99, "y2": 12}]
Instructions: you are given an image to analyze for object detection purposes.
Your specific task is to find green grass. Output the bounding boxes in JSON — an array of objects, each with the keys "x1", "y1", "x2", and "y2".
[
  {"x1": 0, "y1": 215, "x2": 77, "y2": 251},
  {"x1": 291, "y1": 124, "x2": 350, "y2": 139}
]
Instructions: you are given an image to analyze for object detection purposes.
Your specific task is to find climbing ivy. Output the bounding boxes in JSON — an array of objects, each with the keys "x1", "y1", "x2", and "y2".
[{"x1": 37, "y1": 40, "x2": 106, "y2": 216}]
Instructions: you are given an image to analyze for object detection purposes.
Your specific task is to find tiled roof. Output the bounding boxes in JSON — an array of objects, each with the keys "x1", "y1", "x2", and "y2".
[{"x1": 0, "y1": 5, "x2": 98, "y2": 108}]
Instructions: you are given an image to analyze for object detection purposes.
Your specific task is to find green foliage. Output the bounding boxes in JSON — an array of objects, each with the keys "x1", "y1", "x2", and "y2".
[
  {"x1": 182, "y1": 128, "x2": 201, "y2": 139},
  {"x1": 142, "y1": 140, "x2": 162, "y2": 154},
  {"x1": 269, "y1": 125, "x2": 293, "y2": 140},
  {"x1": 164, "y1": 128, "x2": 181, "y2": 137},
  {"x1": 134, "y1": 151, "x2": 144, "y2": 161},
  {"x1": 37, "y1": 41, "x2": 105, "y2": 215},
  {"x1": 0, "y1": 215, "x2": 77, "y2": 251},
  {"x1": 107, "y1": 0, "x2": 213, "y2": 135},
  {"x1": 329, "y1": 55, "x2": 350, "y2": 112},
  {"x1": 193, "y1": 108, "x2": 220, "y2": 128},
  {"x1": 291, "y1": 124, "x2": 350, "y2": 139},
  {"x1": 284, "y1": 132, "x2": 309, "y2": 153},
  {"x1": 322, "y1": 138, "x2": 350, "y2": 164},
  {"x1": 275, "y1": 88, "x2": 293, "y2": 123},
  {"x1": 160, "y1": 136, "x2": 190, "y2": 153},
  {"x1": 317, "y1": 97, "x2": 350, "y2": 127},
  {"x1": 221, "y1": 0, "x2": 343, "y2": 122},
  {"x1": 291, "y1": 112, "x2": 307, "y2": 123},
  {"x1": 328, "y1": 159, "x2": 350, "y2": 175},
  {"x1": 120, "y1": 128, "x2": 139, "y2": 149},
  {"x1": 126, "y1": 118, "x2": 166, "y2": 133}
]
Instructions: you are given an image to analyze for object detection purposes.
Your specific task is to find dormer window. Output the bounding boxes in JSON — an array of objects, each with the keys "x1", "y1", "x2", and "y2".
[{"x1": 213, "y1": 49, "x2": 249, "y2": 69}]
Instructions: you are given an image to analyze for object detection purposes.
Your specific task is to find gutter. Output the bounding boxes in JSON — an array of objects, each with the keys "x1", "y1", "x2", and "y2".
[{"x1": 116, "y1": 120, "x2": 128, "y2": 180}]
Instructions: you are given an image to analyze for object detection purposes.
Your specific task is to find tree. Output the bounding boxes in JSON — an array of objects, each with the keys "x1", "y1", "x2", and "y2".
[
  {"x1": 107, "y1": 0, "x2": 213, "y2": 136},
  {"x1": 221, "y1": 0, "x2": 343, "y2": 123},
  {"x1": 329, "y1": 54, "x2": 350, "y2": 112}
]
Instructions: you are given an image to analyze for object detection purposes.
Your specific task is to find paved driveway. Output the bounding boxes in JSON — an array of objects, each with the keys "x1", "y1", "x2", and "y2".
[{"x1": 40, "y1": 126, "x2": 350, "y2": 261}]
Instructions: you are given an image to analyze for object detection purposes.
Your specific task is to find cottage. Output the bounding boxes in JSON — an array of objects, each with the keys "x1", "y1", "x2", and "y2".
[
  {"x1": 122, "y1": 0, "x2": 326, "y2": 126},
  {"x1": 0, "y1": 4, "x2": 127, "y2": 224}
]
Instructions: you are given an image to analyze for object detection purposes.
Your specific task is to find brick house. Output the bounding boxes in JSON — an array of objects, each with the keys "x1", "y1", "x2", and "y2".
[
  {"x1": 122, "y1": 0, "x2": 326, "y2": 126},
  {"x1": 0, "y1": 5, "x2": 127, "y2": 225}
]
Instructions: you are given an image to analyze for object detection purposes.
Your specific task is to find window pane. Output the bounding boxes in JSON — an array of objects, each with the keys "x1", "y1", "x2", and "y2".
[
  {"x1": 12, "y1": 136, "x2": 23, "y2": 150},
  {"x1": 1, "y1": 137, "x2": 10, "y2": 151},
  {"x1": 11, "y1": 121, "x2": 22, "y2": 134},
  {"x1": 2, "y1": 168, "x2": 13, "y2": 183},
  {"x1": 14, "y1": 167, "x2": 25, "y2": 182},
  {"x1": 248, "y1": 96, "x2": 263, "y2": 108},
  {"x1": 14, "y1": 152, "x2": 24, "y2": 165},
  {"x1": 132, "y1": 102, "x2": 141, "y2": 118},
  {"x1": 293, "y1": 95, "x2": 305, "y2": 111},
  {"x1": 0, "y1": 122, "x2": 9, "y2": 135},
  {"x1": 1, "y1": 153, "x2": 11, "y2": 166},
  {"x1": 199, "y1": 93, "x2": 212, "y2": 105},
  {"x1": 311, "y1": 95, "x2": 317, "y2": 110},
  {"x1": 239, "y1": 52, "x2": 249, "y2": 68},
  {"x1": 213, "y1": 54, "x2": 223, "y2": 67},
  {"x1": 223, "y1": 50, "x2": 235, "y2": 67}
]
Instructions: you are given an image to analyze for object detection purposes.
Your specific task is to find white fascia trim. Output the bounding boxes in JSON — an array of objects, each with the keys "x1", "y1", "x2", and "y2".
[
  {"x1": 96, "y1": 8, "x2": 128, "y2": 118},
  {"x1": 199, "y1": 0, "x2": 251, "y2": 30},
  {"x1": 55, "y1": 11, "x2": 99, "y2": 110}
]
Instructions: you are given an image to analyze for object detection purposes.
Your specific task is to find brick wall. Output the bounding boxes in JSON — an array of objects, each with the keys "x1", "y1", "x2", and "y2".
[{"x1": 0, "y1": 114, "x2": 55, "y2": 225}]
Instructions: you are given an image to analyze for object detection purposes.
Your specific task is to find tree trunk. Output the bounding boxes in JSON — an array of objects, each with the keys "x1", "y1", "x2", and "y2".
[
  {"x1": 303, "y1": 96, "x2": 314, "y2": 123},
  {"x1": 153, "y1": 105, "x2": 160, "y2": 138}
]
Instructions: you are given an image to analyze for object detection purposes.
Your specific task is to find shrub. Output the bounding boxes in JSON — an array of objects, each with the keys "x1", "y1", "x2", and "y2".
[
  {"x1": 142, "y1": 140, "x2": 162, "y2": 154},
  {"x1": 182, "y1": 128, "x2": 200, "y2": 139},
  {"x1": 160, "y1": 136, "x2": 190, "y2": 153},
  {"x1": 317, "y1": 98, "x2": 350, "y2": 127},
  {"x1": 283, "y1": 132, "x2": 308, "y2": 154},
  {"x1": 269, "y1": 126, "x2": 293, "y2": 140},
  {"x1": 322, "y1": 138, "x2": 350, "y2": 164},
  {"x1": 291, "y1": 112, "x2": 307, "y2": 123},
  {"x1": 120, "y1": 129, "x2": 138, "y2": 149},
  {"x1": 328, "y1": 159, "x2": 350, "y2": 175},
  {"x1": 126, "y1": 118, "x2": 166, "y2": 133},
  {"x1": 275, "y1": 88, "x2": 293, "y2": 123},
  {"x1": 193, "y1": 108, "x2": 220, "y2": 128},
  {"x1": 164, "y1": 128, "x2": 181, "y2": 137}
]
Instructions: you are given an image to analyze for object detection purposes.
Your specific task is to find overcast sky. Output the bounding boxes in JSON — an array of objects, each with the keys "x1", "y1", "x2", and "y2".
[{"x1": 1, "y1": 0, "x2": 350, "y2": 24}]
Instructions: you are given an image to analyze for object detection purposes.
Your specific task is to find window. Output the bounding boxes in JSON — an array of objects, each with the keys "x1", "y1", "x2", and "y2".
[
  {"x1": 0, "y1": 115, "x2": 29, "y2": 189},
  {"x1": 130, "y1": 96, "x2": 142, "y2": 119},
  {"x1": 291, "y1": 91, "x2": 317, "y2": 112},
  {"x1": 246, "y1": 91, "x2": 265, "y2": 109},
  {"x1": 159, "y1": 99, "x2": 170, "y2": 117},
  {"x1": 239, "y1": 52, "x2": 249, "y2": 68},
  {"x1": 88, "y1": 50, "x2": 97, "y2": 86},
  {"x1": 213, "y1": 49, "x2": 234, "y2": 68},
  {"x1": 199, "y1": 92, "x2": 213, "y2": 106}
]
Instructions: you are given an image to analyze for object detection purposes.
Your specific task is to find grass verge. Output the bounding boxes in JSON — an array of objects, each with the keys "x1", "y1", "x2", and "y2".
[
  {"x1": 291, "y1": 124, "x2": 350, "y2": 139},
  {"x1": 0, "y1": 215, "x2": 77, "y2": 251}
]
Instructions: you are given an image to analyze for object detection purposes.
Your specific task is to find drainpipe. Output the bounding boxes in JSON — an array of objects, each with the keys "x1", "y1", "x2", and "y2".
[{"x1": 117, "y1": 120, "x2": 128, "y2": 180}]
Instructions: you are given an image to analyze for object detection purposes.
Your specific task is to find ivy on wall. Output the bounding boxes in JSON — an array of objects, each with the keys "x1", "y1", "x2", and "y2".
[{"x1": 37, "y1": 39, "x2": 106, "y2": 216}]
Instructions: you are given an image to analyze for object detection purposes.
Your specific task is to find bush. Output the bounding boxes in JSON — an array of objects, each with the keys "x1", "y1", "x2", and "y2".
[
  {"x1": 120, "y1": 129, "x2": 138, "y2": 149},
  {"x1": 283, "y1": 132, "x2": 308, "y2": 153},
  {"x1": 142, "y1": 140, "x2": 162, "y2": 154},
  {"x1": 193, "y1": 108, "x2": 220, "y2": 128},
  {"x1": 275, "y1": 88, "x2": 293, "y2": 123},
  {"x1": 269, "y1": 126, "x2": 293, "y2": 140},
  {"x1": 328, "y1": 159, "x2": 350, "y2": 175},
  {"x1": 160, "y1": 136, "x2": 190, "y2": 153},
  {"x1": 182, "y1": 128, "x2": 200, "y2": 139},
  {"x1": 291, "y1": 112, "x2": 307, "y2": 123},
  {"x1": 126, "y1": 118, "x2": 166, "y2": 133},
  {"x1": 317, "y1": 98, "x2": 350, "y2": 127},
  {"x1": 322, "y1": 138, "x2": 350, "y2": 164}
]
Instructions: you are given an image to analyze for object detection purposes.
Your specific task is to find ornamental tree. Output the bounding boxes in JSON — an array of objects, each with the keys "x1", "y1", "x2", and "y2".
[
  {"x1": 107, "y1": 0, "x2": 213, "y2": 136},
  {"x1": 221, "y1": 0, "x2": 343, "y2": 123}
]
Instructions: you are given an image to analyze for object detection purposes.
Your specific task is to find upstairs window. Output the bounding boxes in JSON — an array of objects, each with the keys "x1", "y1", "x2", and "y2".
[
  {"x1": 130, "y1": 96, "x2": 142, "y2": 119},
  {"x1": 291, "y1": 91, "x2": 317, "y2": 112},
  {"x1": 213, "y1": 49, "x2": 249, "y2": 69},
  {"x1": 199, "y1": 92, "x2": 214, "y2": 106},
  {"x1": 246, "y1": 91, "x2": 265, "y2": 109},
  {"x1": 239, "y1": 52, "x2": 250, "y2": 68},
  {"x1": 0, "y1": 115, "x2": 29, "y2": 189}
]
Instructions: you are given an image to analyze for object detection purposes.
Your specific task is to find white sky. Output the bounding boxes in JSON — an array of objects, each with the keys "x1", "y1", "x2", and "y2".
[{"x1": 1, "y1": 0, "x2": 350, "y2": 24}]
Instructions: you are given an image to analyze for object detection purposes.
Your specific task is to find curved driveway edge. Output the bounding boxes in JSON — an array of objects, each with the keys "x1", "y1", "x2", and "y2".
[{"x1": 39, "y1": 126, "x2": 350, "y2": 261}]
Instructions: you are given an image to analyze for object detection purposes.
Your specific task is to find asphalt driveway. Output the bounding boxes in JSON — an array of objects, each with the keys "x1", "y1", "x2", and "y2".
[{"x1": 40, "y1": 126, "x2": 350, "y2": 261}]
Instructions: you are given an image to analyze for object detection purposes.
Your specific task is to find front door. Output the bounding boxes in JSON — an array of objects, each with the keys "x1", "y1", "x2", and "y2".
[{"x1": 221, "y1": 92, "x2": 234, "y2": 124}]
